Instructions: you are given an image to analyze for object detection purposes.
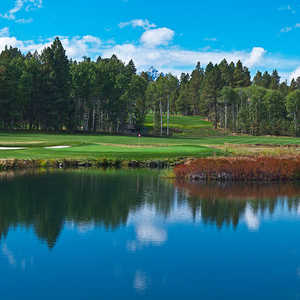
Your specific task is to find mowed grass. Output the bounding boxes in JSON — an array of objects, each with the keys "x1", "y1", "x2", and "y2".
[
  {"x1": 1, "y1": 132, "x2": 300, "y2": 160},
  {"x1": 1, "y1": 115, "x2": 300, "y2": 160},
  {"x1": 144, "y1": 114, "x2": 212, "y2": 129},
  {"x1": 0, "y1": 132, "x2": 219, "y2": 160},
  {"x1": 144, "y1": 114, "x2": 219, "y2": 137}
]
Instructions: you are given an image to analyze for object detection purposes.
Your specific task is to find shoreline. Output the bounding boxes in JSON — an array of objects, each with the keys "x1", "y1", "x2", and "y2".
[
  {"x1": 0, "y1": 158, "x2": 184, "y2": 171},
  {"x1": 3, "y1": 155, "x2": 300, "y2": 183}
]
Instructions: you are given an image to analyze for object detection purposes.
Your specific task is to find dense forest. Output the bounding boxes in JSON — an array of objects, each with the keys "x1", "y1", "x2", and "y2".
[{"x1": 1, "y1": 37, "x2": 300, "y2": 136}]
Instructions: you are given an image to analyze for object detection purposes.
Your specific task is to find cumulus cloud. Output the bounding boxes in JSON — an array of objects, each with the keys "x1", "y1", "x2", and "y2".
[
  {"x1": 0, "y1": 31, "x2": 103, "y2": 61},
  {"x1": 244, "y1": 47, "x2": 266, "y2": 67},
  {"x1": 58, "y1": 35, "x2": 102, "y2": 60},
  {"x1": 0, "y1": 23, "x2": 298, "y2": 80},
  {"x1": 140, "y1": 27, "x2": 175, "y2": 47},
  {"x1": 101, "y1": 43, "x2": 270, "y2": 74},
  {"x1": 119, "y1": 19, "x2": 156, "y2": 30},
  {"x1": 0, "y1": 0, "x2": 42, "y2": 23}
]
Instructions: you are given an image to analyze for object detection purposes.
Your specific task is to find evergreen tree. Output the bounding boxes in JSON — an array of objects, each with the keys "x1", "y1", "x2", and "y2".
[
  {"x1": 233, "y1": 60, "x2": 250, "y2": 87},
  {"x1": 40, "y1": 37, "x2": 71, "y2": 130},
  {"x1": 202, "y1": 63, "x2": 222, "y2": 128},
  {"x1": 219, "y1": 59, "x2": 233, "y2": 87},
  {"x1": 269, "y1": 70, "x2": 280, "y2": 90},
  {"x1": 261, "y1": 71, "x2": 271, "y2": 89},
  {"x1": 189, "y1": 62, "x2": 204, "y2": 114},
  {"x1": 253, "y1": 71, "x2": 263, "y2": 86}
]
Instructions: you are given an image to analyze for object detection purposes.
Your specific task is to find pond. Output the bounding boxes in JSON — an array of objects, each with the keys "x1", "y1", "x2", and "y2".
[{"x1": 0, "y1": 169, "x2": 300, "y2": 299}]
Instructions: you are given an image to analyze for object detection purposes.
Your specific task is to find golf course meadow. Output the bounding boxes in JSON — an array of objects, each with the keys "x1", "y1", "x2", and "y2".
[{"x1": 1, "y1": 114, "x2": 300, "y2": 172}]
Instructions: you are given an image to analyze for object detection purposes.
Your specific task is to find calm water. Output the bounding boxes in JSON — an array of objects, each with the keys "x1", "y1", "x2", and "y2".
[{"x1": 1, "y1": 169, "x2": 300, "y2": 299}]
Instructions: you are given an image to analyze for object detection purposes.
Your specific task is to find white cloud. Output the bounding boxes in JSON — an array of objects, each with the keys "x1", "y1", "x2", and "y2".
[
  {"x1": 204, "y1": 37, "x2": 217, "y2": 42},
  {"x1": 0, "y1": 0, "x2": 42, "y2": 23},
  {"x1": 119, "y1": 19, "x2": 156, "y2": 30},
  {"x1": 0, "y1": 24, "x2": 299, "y2": 81},
  {"x1": 101, "y1": 43, "x2": 269, "y2": 73},
  {"x1": 278, "y1": 5, "x2": 296, "y2": 14},
  {"x1": 58, "y1": 35, "x2": 102, "y2": 60},
  {"x1": 0, "y1": 32, "x2": 103, "y2": 61},
  {"x1": 290, "y1": 67, "x2": 300, "y2": 81},
  {"x1": 140, "y1": 27, "x2": 175, "y2": 47},
  {"x1": 280, "y1": 23, "x2": 300, "y2": 34},
  {"x1": 15, "y1": 17, "x2": 33, "y2": 24},
  {"x1": 0, "y1": 27, "x2": 9, "y2": 37},
  {"x1": 244, "y1": 47, "x2": 266, "y2": 67}
]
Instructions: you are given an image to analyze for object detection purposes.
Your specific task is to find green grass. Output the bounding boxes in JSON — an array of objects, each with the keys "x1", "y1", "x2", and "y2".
[
  {"x1": 144, "y1": 114, "x2": 221, "y2": 137},
  {"x1": 144, "y1": 114, "x2": 212, "y2": 130},
  {"x1": 0, "y1": 132, "x2": 220, "y2": 160},
  {"x1": 1, "y1": 114, "x2": 300, "y2": 161}
]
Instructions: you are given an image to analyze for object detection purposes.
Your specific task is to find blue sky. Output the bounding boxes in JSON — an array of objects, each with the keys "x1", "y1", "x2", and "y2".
[{"x1": 1, "y1": 0, "x2": 300, "y2": 80}]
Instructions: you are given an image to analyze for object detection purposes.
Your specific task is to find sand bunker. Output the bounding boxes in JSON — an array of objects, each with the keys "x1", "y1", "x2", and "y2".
[
  {"x1": 45, "y1": 146, "x2": 71, "y2": 149},
  {"x1": 0, "y1": 147, "x2": 26, "y2": 150}
]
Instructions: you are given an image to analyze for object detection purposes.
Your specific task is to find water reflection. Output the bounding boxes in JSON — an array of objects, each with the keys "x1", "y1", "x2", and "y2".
[
  {"x1": 175, "y1": 180, "x2": 300, "y2": 229},
  {"x1": 0, "y1": 169, "x2": 300, "y2": 249}
]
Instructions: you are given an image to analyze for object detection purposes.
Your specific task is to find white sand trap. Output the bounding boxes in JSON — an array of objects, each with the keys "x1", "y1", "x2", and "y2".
[
  {"x1": 0, "y1": 147, "x2": 26, "y2": 150},
  {"x1": 45, "y1": 146, "x2": 71, "y2": 149}
]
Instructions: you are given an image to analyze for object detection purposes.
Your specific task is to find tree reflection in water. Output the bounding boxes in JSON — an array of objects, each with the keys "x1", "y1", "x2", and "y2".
[{"x1": 0, "y1": 169, "x2": 299, "y2": 248}]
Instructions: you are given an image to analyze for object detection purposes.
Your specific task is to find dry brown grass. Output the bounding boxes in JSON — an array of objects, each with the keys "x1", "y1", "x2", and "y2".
[{"x1": 207, "y1": 143, "x2": 300, "y2": 157}]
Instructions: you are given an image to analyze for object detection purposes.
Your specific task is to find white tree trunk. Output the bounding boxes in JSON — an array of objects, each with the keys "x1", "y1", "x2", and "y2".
[
  {"x1": 225, "y1": 103, "x2": 228, "y2": 130},
  {"x1": 160, "y1": 100, "x2": 163, "y2": 136},
  {"x1": 167, "y1": 98, "x2": 170, "y2": 136}
]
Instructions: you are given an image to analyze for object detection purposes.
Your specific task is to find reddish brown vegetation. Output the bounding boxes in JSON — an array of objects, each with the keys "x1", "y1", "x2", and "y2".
[{"x1": 174, "y1": 156, "x2": 300, "y2": 181}]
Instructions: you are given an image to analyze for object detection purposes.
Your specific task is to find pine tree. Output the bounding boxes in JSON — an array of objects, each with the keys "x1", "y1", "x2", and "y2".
[
  {"x1": 261, "y1": 71, "x2": 271, "y2": 89},
  {"x1": 40, "y1": 37, "x2": 71, "y2": 130},
  {"x1": 253, "y1": 71, "x2": 263, "y2": 86},
  {"x1": 269, "y1": 70, "x2": 280, "y2": 90},
  {"x1": 202, "y1": 63, "x2": 222, "y2": 128},
  {"x1": 189, "y1": 62, "x2": 204, "y2": 114},
  {"x1": 219, "y1": 59, "x2": 233, "y2": 87},
  {"x1": 233, "y1": 60, "x2": 250, "y2": 87}
]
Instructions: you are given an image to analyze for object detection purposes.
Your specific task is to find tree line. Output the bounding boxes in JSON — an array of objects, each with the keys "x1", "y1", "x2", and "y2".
[{"x1": 1, "y1": 37, "x2": 300, "y2": 135}]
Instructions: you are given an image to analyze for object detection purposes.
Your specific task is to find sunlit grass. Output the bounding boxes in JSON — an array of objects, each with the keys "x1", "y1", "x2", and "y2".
[{"x1": 1, "y1": 114, "x2": 300, "y2": 160}]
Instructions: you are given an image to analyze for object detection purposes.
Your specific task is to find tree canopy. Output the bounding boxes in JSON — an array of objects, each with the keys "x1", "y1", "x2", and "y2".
[{"x1": 0, "y1": 37, "x2": 299, "y2": 136}]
